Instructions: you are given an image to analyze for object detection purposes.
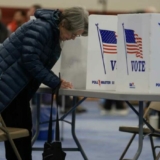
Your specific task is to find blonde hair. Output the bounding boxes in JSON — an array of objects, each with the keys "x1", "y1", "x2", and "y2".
[{"x1": 60, "y1": 7, "x2": 89, "y2": 36}]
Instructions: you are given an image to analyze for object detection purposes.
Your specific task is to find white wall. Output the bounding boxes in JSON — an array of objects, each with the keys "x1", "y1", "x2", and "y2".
[
  {"x1": 0, "y1": 0, "x2": 159, "y2": 11},
  {"x1": 107, "y1": 0, "x2": 160, "y2": 11}
]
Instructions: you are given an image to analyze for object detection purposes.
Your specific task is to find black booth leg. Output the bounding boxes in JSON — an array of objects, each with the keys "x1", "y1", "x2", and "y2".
[{"x1": 71, "y1": 97, "x2": 88, "y2": 160}]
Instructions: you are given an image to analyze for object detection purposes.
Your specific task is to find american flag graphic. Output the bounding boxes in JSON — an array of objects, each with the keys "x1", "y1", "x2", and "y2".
[
  {"x1": 99, "y1": 30, "x2": 117, "y2": 54},
  {"x1": 124, "y1": 29, "x2": 143, "y2": 58}
]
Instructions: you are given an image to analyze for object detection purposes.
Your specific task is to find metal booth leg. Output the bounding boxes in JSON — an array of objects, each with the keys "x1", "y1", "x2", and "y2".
[
  {"x1": 71, "y1": 96, "x2": 88, "y2": 160},
  {"x1": 132, "y1": 101, "x2": 143, "y2": 160},
  {"x1": 125, "y1": 101, "x2": 144, "y2": 160}
]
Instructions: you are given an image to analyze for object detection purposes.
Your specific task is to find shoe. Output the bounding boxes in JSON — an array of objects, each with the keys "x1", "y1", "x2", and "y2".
[
  {"x1": 76, "y1": 105, "x2": 87, "y2": 114},
  {"x1": 100, "y1": 109, "x2": 112, "y2": 115},
  {"x1": 100, "y1": 108, "x2": 128, "y2": 116},
  {"x1": 113, "y1": 109, "x2": 128, "y2": 116}
]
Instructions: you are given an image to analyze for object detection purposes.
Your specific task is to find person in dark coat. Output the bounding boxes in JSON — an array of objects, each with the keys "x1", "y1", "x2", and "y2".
[
  {"x1": 27, "y1": 4, "x2": 42, "y2": 20},
  {"x1": 0, "y1": 9, "x2": 9, "y2": 43},
  {"x1": 0, "y1": 7, "x2": 88, "y2": 160},
  {"x1": 0, "y1": 21, "x2": 9, "y2": 43}
]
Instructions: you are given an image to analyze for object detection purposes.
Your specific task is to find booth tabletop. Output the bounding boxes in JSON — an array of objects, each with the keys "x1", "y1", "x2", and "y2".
[{"x1": 38, "y1": 87, "x2": 160, "y2": 101}]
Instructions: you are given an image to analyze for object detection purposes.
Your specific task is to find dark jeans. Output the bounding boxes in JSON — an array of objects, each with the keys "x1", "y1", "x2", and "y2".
[
  {"x1": 1, "y1": 88, "x2": 32, "y2": 160},
  {"x1": 57, "y1": 95, "x2": 72, "y2": 109},
  {"x1": 104, "y1": 100, "x2": 125, "y2": 110}
]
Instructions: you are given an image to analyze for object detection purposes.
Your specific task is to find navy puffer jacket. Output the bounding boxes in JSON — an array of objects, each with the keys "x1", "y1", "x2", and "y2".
[{"x1": 0, "y1": 9, "x2": 61, "y2": 112}]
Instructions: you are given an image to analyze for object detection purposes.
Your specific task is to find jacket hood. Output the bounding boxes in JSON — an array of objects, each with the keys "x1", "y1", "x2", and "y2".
[{"x1": 34, "y1": 9, "x2": 61, "y2": 27}]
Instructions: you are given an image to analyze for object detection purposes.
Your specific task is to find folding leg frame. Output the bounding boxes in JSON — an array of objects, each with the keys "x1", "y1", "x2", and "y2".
[
  {"x1": 120, "y1": 101, "x2": 159, "y2": 160},
  {"x1": 119, "y1": 134, "x2": 156, "y2": 160},
  {"x1": 149, "y1": 136, "x2": 156, "y2": 159},
  {"x1": 119, "y1": 133, "x2": 136, "y2": 160},
  {"x1": 32, "y1": 95, "x2": 88, "y2": 160}
]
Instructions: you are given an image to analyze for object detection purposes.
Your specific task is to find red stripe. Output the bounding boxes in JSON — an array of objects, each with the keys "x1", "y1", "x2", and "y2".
[
  {"x1": 104, "y1": 51, "x2": 117, "y2": 54},
  {"x1": 127, "y1": 52, "x2": 138, "y2": 54},
  {"x1": 126, "y1": 44, "x2": 137, "y2": 47},
  {"x1": 136, "y1": 56, "x2": 143, "y2": 58},
  {"x1": 135, "y1": 38, "x2": 142, "y2": 40},
  {"x1": 103, "y1": 48, "x2": 117, "y2": 51},
  {"x1": 126, "y1": 48, "x2": 139, "y2": 50}
]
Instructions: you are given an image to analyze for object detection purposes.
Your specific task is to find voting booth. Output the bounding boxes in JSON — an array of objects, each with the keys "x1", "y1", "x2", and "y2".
[
  {"x1": 86, "y1": 15, "x2": 118, "y2": 91},
  {"x1": 60, "y1": 37, "x2": 88, "y2": 89},
  {"x1": 61, "y1": 15, "x2": 118, "y2": 91},
  {"x1": 116, "y1": 13, "x2": 160, "y2": 93},
  {"x1": 39, "y1": 14, "x2": 160, "y2": 93}
]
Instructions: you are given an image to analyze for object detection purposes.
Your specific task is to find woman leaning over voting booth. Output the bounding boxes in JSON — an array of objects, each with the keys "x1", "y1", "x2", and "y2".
[{"x1": 0, "y1": 7, "x2": 88, "y2": 160}]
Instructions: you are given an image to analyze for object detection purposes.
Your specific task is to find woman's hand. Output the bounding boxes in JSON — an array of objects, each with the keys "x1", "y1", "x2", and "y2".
[{"x1": 61, "y1": 79, "x2": 73, "y2": 89}]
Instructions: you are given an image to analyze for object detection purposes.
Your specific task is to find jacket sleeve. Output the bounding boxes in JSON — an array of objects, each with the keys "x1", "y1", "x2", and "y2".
[{"x1": 21, "y1": 20, "x2": 60, "y2": 88}]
